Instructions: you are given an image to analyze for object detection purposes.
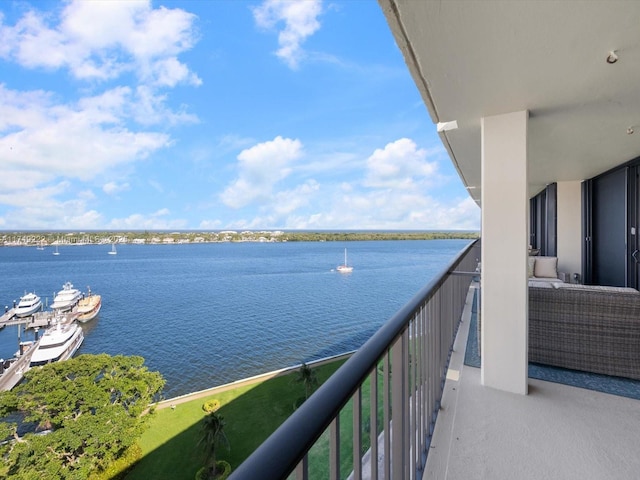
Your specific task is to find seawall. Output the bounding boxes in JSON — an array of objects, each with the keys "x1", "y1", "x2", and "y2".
[{"x1": 154, "y1": 350, "x2": 355, "y2": 410}]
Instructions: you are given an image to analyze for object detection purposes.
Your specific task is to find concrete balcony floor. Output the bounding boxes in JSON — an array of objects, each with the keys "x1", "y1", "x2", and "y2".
[{"x1": 425, "y1": 290, "x2": 640, "y2": 480}]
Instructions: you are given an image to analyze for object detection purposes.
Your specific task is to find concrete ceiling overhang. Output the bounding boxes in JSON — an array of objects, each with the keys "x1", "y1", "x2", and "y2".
[{"x1": 379, "y1": 0, "x2": 640, "y2": 204}]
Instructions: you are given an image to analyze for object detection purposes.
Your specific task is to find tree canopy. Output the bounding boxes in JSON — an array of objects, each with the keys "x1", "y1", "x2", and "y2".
[
  {"x1": 294, "y1": 362, "x2": 319, "y2": 400},
  {"x1": 198, "y1": 411, "x2": 230, "y2": 478},
  {"x1": 0, "y1": 354, "x2": 165, "y2": 479}
]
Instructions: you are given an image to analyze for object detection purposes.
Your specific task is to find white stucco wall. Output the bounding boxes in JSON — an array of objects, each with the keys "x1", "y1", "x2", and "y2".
[{"x1": 556, "y1": 181, "x2": 582, "y2": 279}]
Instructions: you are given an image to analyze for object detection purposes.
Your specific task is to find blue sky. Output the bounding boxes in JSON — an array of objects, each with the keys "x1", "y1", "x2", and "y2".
[{"x1": 0, "y1": 0, "x2": 480, "y2": 231}]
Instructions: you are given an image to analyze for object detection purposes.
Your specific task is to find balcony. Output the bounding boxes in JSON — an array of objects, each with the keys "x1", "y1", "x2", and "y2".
[
  {"x1": 426, "y1": 290, "x2": 640, "y2": 479},
  {"x1": 230, "y1": 240, "x2": 640, "y2": 479}
]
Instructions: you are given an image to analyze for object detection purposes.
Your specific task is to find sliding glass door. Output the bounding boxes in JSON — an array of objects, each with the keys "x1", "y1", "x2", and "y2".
[{"x1": 583, "y1": 163, "x2": 640, "y2": 288}]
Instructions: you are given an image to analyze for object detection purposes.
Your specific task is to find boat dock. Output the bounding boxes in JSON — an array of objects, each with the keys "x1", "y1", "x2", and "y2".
[
  {"x1": 0, "y1": 309, "x2": 79, "y2": 330},
  {"x1": 0, "y1": 338, "x2": 41, "y2": 392},
  {"x1": 0, "y1": 288, "x2": 91, "y2": 392}
]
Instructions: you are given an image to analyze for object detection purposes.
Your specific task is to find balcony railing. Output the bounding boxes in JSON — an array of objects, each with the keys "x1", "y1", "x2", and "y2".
[{"x1": 230, "y1": 239, "x2": 480, "y2": 480}]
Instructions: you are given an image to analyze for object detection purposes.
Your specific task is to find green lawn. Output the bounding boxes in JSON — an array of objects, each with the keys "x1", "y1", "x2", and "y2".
[
  {"x1": 126, "y1": 359, "x2": 347, "y2": 480},
  {"x1": 306, "y1": 363, "x2": 385, "y2": 480}
]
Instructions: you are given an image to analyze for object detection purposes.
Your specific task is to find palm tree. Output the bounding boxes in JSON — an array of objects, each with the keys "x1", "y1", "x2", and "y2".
[
  {"x1": 198, "y1": 412, "x2": 230, "y2": 478},
  {"x1": 294, "y1": 362, "x2": 319, "y2": 400}
]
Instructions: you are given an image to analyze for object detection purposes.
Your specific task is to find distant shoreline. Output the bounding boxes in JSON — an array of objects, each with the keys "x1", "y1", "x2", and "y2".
[{"x1": 1, "y1": 230, "x2": 479, "y2": 247}]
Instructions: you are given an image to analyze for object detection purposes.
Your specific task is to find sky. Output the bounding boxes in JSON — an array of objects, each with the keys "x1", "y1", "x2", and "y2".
[{"x1": 0, "y1": 0, "x2": 480, "y2": 231}]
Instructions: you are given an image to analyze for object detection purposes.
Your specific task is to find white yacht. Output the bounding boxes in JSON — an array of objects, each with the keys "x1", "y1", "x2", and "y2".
[
  {"x1": 14, "y1": 292, "x2": 42, "y2": 317},
  {"x1": 50, "y1": 282, "x2": 82, "y2": 312},
  {"x1": 29, "y1": 321, "x2": 84, "y2": 367}
]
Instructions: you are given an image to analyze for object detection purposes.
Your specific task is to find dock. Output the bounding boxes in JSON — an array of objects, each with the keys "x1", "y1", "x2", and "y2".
[
  {"x1": 0, "y1": 338, "x2": 41, "y2": 391},
  {"x1": 0, "y1": 308, "x2": 16, "y2": 327},
  {"x1": 0, "y1": 309, "x2": 79, "y2": 330}
]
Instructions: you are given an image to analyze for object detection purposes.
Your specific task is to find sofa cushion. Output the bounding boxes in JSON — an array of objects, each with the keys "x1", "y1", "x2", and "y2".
[
  {"x1": 528, "y1": 280, "x2": 554, "y2": 288},
  {"x1": 529, "y1": 277, "x2": 563, "y2": 288},
  {"x1": 556, "y1": 283, "x2": 639, "y2": 294},
  {"x1": 534, "y1": 256, "x2": 558, "y2": 278}
]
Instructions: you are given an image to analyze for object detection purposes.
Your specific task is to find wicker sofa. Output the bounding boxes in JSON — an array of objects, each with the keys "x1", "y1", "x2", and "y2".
[{"x1": 529, "y1": 283, "x2": 640, "y2": 380}]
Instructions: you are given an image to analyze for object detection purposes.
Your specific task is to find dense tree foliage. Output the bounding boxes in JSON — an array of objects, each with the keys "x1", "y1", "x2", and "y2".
[
  {"x1": 2, "y1": 230, "x2": 479, "y2": 247},
  {"x1": 281, "y1": 231, "x2": 479, "y2": 242},
  {"x1": 0, "y1": 354, "x2": 164, "y2": 479}
]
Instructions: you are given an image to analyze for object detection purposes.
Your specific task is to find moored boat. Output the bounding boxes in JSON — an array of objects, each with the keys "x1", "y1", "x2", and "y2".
[
  {"x1": 14, "y1": 292, "x2": 43, "y2": 318},
  {"x1": 336, "y1": 248, "x2": 353, "y2": 273},
  {"x1": 76, "y1": 290, "x2": 101, "y2": 323},
  {"x1": 29, "y1": 321, "x2": 83, "y2": 367},
  {"x1": 50, "y1": 282, "x2": 82, "y2": 312}
]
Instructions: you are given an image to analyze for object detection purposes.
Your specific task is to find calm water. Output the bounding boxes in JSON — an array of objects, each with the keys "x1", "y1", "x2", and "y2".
[{"x1": 0, "y1": 239, "x2": 470, "y2": 398}]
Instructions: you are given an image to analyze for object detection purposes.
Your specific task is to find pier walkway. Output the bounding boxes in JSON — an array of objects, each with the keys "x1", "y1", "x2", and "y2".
[
  {"x1": 0, "y1": 310, "x2": 79, "y2": 330},
  {"x1": 0, "y1": 339, "x2": 41, "y2": 392}
]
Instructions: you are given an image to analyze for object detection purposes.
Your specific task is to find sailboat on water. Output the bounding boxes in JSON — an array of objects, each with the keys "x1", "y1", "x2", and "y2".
[
  {"x1": 108, "y1": 243, "x2": 117, "y2": 255},
  {"x1": 53, "y1": 245, "x2": 60, "y2": 256},
  {"x1": 336, "y1": 248, "x2": 353, "y2": 273}
]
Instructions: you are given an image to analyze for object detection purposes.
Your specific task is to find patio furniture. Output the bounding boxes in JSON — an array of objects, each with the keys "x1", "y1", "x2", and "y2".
[{"x1": 529, "y1": 284, "x2": 640, "y2": 380}]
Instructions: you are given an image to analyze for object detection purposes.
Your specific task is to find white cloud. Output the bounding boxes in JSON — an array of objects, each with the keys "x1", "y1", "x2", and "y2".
[
  {"x1": 273, "y1": 190, "x2": 479, "y2": 231},
  {"x1": 199, "y1": 219, "x2": 223, "y2": 230},
  {"x1": 223, "y1": 138, "x2": 479, "y2": 231},
  {"x1": 0, "y1": 0, "x2": 201, "y2": 86},
  {"x1": 269, "y1": 180, "x2": 319, "y2": 216},
  {"x1": 103, "y1": 182, "x2": 130, "y2": 195},
  {"x1": 0, "y1": 189, "x2": 104, "y2": 230},
  {"x1": 228, "y1": 180, "x2": 320, "y2": 229},
  {"x1": 364, "y1": 138, "x2": 438, "y2": 189},
  {"x1": 0, "y1": 85, "x2": 171, "y2": 190},
  {"x1": 0, "y1": 82, "x2": 175, "y2": 227},
  {"x1": 436, "y1": 196, "x2": 481, "y2": 230},
  {"x1": 0, "y1": 1, "x2": 203, "y2": 231},
  {"x1": 132, "y1": 85, "x2": 198, "y2": 126},
  {"x1": 252, "y1": 0, "x2": 322, "y2": 69},
  {"x1": 148, "y1": 180, "x2": 165, "y2": 193},
  {"x1": 107, "y1": 209, "x2": 187, "y2": 230},
  {"x1": 148, "y1": 56, "x2": 201, "y2": 88},
  {"x1": 0, "y1": 181, "x2": 71, "y2": 208},
  {"x1": 221, "y1": 136, "x2": 303, "y2": 208},
  {"x1": 78, "y1": 190, "x2": 96, "y2": 201}
]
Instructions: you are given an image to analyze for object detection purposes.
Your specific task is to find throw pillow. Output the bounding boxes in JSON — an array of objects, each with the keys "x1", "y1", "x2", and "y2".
[{"x1": 534, "y1": 256, "x2": 558, "y2": 278}]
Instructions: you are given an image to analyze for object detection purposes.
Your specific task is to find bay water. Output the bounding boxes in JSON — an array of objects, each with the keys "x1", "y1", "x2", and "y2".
[{"x1": 0, "y1": 239, "x2": 470, "y2": 398}]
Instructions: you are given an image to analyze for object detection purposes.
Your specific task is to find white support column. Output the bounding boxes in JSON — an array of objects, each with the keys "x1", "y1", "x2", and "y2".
[{"x1": 481, "y1": 110, "x2": 529, "y2": 395}]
